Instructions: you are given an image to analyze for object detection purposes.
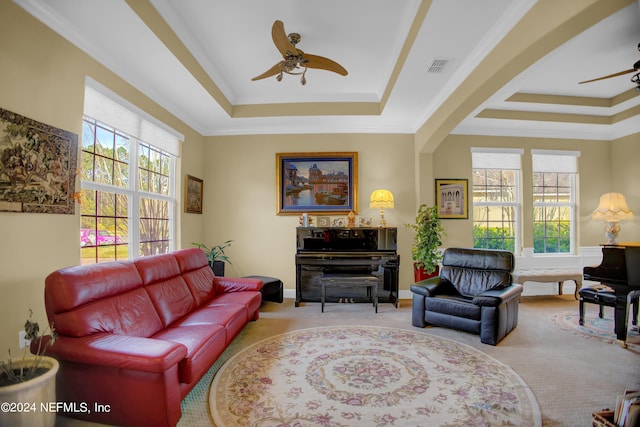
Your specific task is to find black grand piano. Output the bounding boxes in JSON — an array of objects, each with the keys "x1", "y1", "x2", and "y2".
[
  {"x1": 583, "y1": 243, "x2": 640, "y2": 345},
  {"x1": 295, "y1": 226, "x2": 399, "y2": 307}
]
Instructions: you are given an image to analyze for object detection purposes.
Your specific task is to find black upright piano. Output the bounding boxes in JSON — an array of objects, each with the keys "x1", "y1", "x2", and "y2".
[
  {"x1": 583, "y1": 243, "x2": 640, "y2": 345},
  {"x1": 295, "y1": 227, "x2": 399, "y2": 307}
]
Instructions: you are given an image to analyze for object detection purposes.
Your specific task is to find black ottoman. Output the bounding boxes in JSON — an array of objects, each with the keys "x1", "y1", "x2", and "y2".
[{"x1": 244, "y1": 275, "x2": 283, "y2": 303}]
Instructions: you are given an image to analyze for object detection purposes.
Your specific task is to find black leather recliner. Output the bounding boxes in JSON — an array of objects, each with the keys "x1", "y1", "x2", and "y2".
[{"x1": 410, "y1": 247, "x2": 523, "y2": 345}]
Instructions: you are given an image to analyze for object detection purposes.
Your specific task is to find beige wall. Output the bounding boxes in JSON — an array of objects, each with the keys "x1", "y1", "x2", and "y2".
[
  {"x1": 610, "y1": 133, "x2": 640, "y2": 241},
  {"x1": 0, "y1": 1, "x2": 204, "y2": 353},
  {"x1": 201, "y1": 134, "x2": 416, "y2": 294}
]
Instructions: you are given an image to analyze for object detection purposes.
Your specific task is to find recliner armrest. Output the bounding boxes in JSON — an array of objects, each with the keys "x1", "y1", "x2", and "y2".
[
  {"x1": 410, "y1": 277, "x2": 450, "y2": 297},
  {"x1": 473, "y1": 284, "x2": 523, "y2": 307}
]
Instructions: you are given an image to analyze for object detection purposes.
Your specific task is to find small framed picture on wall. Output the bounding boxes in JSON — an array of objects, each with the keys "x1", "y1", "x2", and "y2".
[
  {"x1": 185, "y1": 175, "x2": 203, "y2": 214},
  {"x1": 435, "y1": 178, "x2": 468, "y2": 219}
]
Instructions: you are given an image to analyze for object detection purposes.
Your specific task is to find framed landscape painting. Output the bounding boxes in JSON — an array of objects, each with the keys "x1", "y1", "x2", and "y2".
[
  {"x1": 276, "y1": 152, "x2": 358, "y2": 215},
  {"x1": 435, "y1": 178, "x2": 468, "y2": 219}
]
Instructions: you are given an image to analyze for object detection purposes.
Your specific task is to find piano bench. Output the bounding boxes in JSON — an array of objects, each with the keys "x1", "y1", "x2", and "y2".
[
  {"x1": 512, "y1": 269, "x2": 583, "y2": 300},
  {"x1": 320, "y1": 273, "x2": 378, "y2": 313},
  {"x1": 578, "y1": 285, "x2": 639, "y2": 326}
]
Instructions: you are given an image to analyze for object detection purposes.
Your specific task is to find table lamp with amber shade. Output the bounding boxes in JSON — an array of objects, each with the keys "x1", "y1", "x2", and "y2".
[{"x1": 369, "y1": 189, "x2": 394, "y2": 227}]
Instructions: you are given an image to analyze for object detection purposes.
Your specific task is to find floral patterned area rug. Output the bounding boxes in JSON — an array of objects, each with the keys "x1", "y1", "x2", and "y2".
[
  {"x1": 210, "y1": 326, "x2": 541, "y2": 427},
  {"x1": 551, "y1": 306, "x2": 640, "y2": 352}
]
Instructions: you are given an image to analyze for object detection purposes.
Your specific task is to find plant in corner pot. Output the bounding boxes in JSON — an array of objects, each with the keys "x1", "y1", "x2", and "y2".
[
  {"x1": 192, "y1": 240, "x2": 233, "y2": 276},
  {"x1": 0, "y1": 309, "x2": 59, "y2": 427},
  {"x1": 405, "y1": 205, "x2": 446, "y2": 282}
]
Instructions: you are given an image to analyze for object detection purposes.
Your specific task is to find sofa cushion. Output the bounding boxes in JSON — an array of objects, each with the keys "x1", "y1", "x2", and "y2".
[
  {"x1": 206, "y1": 292, "x2": 262, "y2": 323},
  {"x1": 134, "y1": 252, "x2": 181, "y2": 285},
  {"x1": 153, "y1": 324, "x2": 227, "y2": 384},
  {"x1": 145, "y1": 277, "x2": 196, "y2": 327},
  {"x1": 52, "y1": 288, "x2": 164, "y2": 338},
  {"x1": 176, "y1": 305, "x2": 248, "y2": 344},
  {"x1": 174, "y1": 248, "x2": 209, "y2": 273},
  {"x1": 136, "y1": 252, "x2": 198, "y2": 326},
  {"x1": 440, "y1": 267, "x2": 512, "y2": 297},
  {"x1": 45, "y1": 262, "x2": 144, "y2": 314},
  {"x1": 174, "y1": 248, "x2": 217, "y2": 305},
  {"x1": 182, "y1": 266, "x2": 217, "y2": 306}
]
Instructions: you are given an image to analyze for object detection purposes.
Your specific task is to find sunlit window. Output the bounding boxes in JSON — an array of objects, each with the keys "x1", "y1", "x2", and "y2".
[
  {"x1": 532, "y1": 150, "x2": 579, "y2": 254},
  {"x1": 471, "y1": 149, "x2": 523, "y2": 254},
  {"x1": 80, "y1": 83, "x2": 179, "y2": 264}
]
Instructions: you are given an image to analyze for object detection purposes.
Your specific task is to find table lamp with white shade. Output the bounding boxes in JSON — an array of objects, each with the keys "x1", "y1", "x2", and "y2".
[{"x1": 591, "y1": 192, "x2": 634, "y2": 245}]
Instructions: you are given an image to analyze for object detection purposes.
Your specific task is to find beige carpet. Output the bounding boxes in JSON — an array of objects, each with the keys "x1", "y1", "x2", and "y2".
[
  {"x1": 210, "y1": 325, "x2": 540, "y2": 426},
  {"x1": 177, "y1": 295, "x2": 640, "y2": 427}
]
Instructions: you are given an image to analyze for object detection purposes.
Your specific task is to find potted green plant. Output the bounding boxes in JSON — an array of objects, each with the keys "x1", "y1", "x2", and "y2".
[
  {"x1": 406, "y1": 204, "x2": 445, "y2": 281},
  {"x1": 0, "y1": 309, "x2": 58, "y2": 427},
  {"x1": 193, "y1": 240, "x2": 233, "y2": 276}
]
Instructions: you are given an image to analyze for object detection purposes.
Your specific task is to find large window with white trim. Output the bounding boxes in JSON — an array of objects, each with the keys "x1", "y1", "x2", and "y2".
[
  {"x1": 471, "y1": 148, "x2": 523, "y2": 253},
  {"x1": 80, "y1": 82, "x2": 180, "y2": 264},
  {"x1": 532, "y1": 150, "x2": 579, "y2": 254}
]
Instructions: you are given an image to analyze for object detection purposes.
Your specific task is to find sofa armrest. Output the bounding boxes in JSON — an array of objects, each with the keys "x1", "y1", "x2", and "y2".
[
  {"x1": 410, "y1": 277, "x2": 449, "y2": 297},
  {"x1": 41, "y1": 334, "x2": 187, "y2": 373},
  {"x1": 473, "y1": 284, "x2": 523, "y2": 307},
  {"x1": 214, "y1": 277, "x2": 263, "y2": 293}
]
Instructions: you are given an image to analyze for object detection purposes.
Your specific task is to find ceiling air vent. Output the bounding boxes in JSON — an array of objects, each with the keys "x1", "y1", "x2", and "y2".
[{"x1": 427, "y1": 58, "x2": 450, "y2": 73}]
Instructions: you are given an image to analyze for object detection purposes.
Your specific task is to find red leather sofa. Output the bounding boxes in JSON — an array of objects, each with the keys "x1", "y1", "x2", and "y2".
[{"x1": 37, "y1": 248, "x2": 262, "y2": 427}]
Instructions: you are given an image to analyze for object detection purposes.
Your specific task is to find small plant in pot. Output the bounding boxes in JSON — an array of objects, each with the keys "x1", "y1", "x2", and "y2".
[
  {"x1": 406, "y1": 205, "x2": 445, "y2": 282},
  {"x1": 193, "y1": 240, "x2": 232, "y2": 276},
  {"x1": 0, "y1": 309, "x2": 59, "y2": 427}
]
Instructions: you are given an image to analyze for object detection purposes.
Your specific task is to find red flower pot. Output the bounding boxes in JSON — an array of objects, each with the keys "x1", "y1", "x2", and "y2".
[{"x1": 413, "y1": 264, "x2": 439, "y2": 282}]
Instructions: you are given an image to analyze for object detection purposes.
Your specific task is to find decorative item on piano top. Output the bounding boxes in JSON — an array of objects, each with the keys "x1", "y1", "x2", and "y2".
[
  {"x1": 192, "y1": 240, "x2": 232, "y2": 276},
  {"x1": 406, "y1": 204, "x2": 445, "y2": 281},
  {"x1": 591, "y1": 193, "x2": 634, "y2": 245},
  {"x1": 369, "y1": 189, "x2": 394, "y2": 227}
]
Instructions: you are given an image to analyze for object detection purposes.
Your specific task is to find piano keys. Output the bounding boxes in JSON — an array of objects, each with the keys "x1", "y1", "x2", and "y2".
[
  {"x1": 583, "y1": 243, "x2": 640, "y2": 346},
  {"x1": 295, "y1": 227, "x2": 399, "y2": 307}
]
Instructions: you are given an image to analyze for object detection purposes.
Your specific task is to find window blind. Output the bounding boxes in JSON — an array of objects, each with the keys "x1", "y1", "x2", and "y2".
[
  {"x1": 531, "y1": 150, "x2": 580, "y2": 173},
  {"x1": 83, "y1": 78, "x2": 182, "y2": 157},
  {"x1": 471, "y1": 147, "x2": 523, "y2": 169}
]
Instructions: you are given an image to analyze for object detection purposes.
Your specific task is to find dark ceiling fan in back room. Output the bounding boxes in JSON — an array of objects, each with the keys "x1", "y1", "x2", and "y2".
[
  {"x1": 252, "y1": 20, "x2": 348, "y2": 85},
  {"x1": 579, "y1": 43, "x2": 640, "y2": 91}
]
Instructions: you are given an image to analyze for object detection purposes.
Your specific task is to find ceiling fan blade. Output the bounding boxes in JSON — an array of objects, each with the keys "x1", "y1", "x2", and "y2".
[
  {"x1": 251, "y1": 63, "x2": 282, "y2": 81},
  {"x1": 272, "y1": 20, "x2": 298, "y2": 58},
  {"x1": 302, "y1": 53, "x2": 348, "y2": 76},
  {"x1": 579, "y1": 68, "x2": 636, "y2": 84}
]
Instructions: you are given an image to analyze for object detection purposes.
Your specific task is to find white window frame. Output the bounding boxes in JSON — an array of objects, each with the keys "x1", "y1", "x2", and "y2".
[
  {"x1": 471, "y1": 148, "x2": 523, "y2": 255},
  {"x1": 531, "y1": 150, "x2": 579, "y2": 255}
]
